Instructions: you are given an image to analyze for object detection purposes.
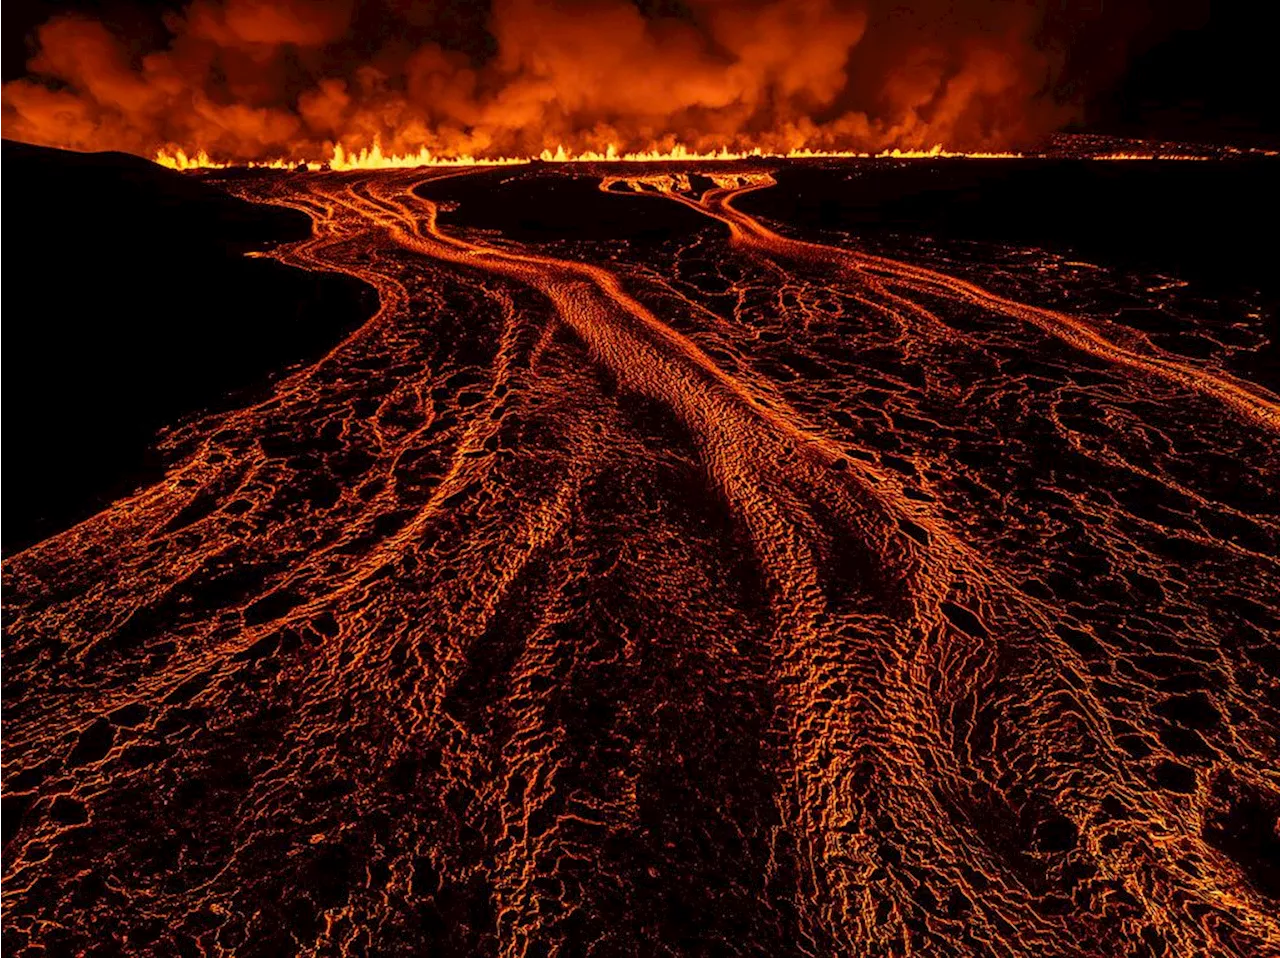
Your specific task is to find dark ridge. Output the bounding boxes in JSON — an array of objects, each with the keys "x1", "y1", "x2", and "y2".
[{"x1": 1, "y1": 141, "x2": 378, "y2": 555}]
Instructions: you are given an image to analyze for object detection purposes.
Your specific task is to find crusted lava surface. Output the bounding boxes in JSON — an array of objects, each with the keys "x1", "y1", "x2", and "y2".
[{"x1": 3, "y1": 156, "x2": 1279, "y2": 957}]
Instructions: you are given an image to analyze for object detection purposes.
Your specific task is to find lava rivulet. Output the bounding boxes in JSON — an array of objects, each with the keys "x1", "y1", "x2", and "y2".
[
  {"x1": 601, "y1": 171, "x2": 1280, "y2": 433},
  {"x1": 3, "y1": 164, "x2": 1279, "y2": 956}
]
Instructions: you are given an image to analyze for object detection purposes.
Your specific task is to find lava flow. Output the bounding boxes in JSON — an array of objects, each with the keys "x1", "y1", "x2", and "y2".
[
  {"x1": 601, "y1": 171, "x2": 1280, "y2": 432},
  {"x1": 3, "y1": 163, "x2": 1279, "y2": 957}
]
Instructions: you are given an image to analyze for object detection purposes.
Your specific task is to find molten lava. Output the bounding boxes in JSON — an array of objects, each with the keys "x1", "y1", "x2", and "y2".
[{"x1": 4, "y1": 159, "x2": 1279, "y2": 954}]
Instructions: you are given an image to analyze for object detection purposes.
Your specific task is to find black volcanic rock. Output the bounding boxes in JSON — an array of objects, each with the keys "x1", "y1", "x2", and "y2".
[{"x1": 1, "y1": 141, "x2": 376, "y2": 553}]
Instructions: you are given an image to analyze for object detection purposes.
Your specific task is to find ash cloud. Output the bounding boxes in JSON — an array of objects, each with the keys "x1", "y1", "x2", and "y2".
[{"x1": 3, "y1": 0, "x2": 1078, "y2": 160}]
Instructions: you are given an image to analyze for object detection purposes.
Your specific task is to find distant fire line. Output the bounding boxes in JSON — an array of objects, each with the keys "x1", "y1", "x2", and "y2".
[
  {"x1": 149, "y1": 141, "x2": 1241, "y2": 171},
  {"x1": 154, "y1": 141, "x2": 1034, "y2": 171}
]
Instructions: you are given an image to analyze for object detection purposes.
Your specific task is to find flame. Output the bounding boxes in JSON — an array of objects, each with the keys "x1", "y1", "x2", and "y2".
[
  {"x1": 149, "y1": 136, "x2": 1273, "y2": 173},
  {"x1": 154, "y1": 149, "x2": 229, "y2": 170},
  {"x1": 1089, "y1": 153, "x2": 1211, "y2": 161},
  {"x1": 19, "y1": 1, "x2": 1268, "y2": 175},
  {"x1": 157, "y1": 140, "x2": 1026, "y2": 171},
  {"x1": 155, "y1": 148, "x2": 325, "y2": 171},
  {"x1": 330, "y1": 142, "x2": 526, "y2": 170},
  {"x1": 873, "y1": 146, "x2": 1022, "y2": 159},
  {"x1": 4, "y1": 0, "x2": 1071, "y2": 168}
]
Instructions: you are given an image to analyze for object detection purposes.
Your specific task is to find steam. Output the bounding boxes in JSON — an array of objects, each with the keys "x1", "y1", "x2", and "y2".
[{"x1": 2, "y1": 0, "x2": 1074, "y2": 161}]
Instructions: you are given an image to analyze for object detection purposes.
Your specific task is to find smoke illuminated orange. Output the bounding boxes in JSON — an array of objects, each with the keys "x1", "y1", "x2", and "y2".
[{"x1": 4, "y1": 0, "x2": 1074, "y2": 165}]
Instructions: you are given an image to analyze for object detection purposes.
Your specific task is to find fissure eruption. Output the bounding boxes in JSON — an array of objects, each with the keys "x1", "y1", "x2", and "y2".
[
  {"x1": 3, "y1": 0, "x2": 1094, "y2": 164},
  {"x1": 4, "y1": 0, "x2": 1279, "y2": 952}
]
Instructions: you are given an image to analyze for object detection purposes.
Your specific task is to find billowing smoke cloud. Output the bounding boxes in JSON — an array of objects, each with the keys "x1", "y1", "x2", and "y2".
[{"x1": 2, "y1": 0, "x2": 1076, "y2": 160}]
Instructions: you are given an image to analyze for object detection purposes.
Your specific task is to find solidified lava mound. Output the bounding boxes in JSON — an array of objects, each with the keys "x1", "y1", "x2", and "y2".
[{"x1": 3, "y1": 158, "x2": 1279, "y2": 957}]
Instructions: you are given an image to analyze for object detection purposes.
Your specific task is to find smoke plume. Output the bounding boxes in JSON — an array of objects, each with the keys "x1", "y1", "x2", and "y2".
[{"x1": 3, "y1": 0, "x2": 1077, "y2": 161}]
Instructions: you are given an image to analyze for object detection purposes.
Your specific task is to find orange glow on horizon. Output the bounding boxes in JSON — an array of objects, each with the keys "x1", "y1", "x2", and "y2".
[
  {"x1": 149, "y1": 139, "x2": 1269, "y2": 172},
  {"x1": 154, "y1": 148, "x2": 328, "y2": 171},
  {"x1": 154, "y1": 140, "x2": 1026, "y2": 171},
  {"x1": 1089, "y1": 153, "x2": 1211, "y2": 161}
]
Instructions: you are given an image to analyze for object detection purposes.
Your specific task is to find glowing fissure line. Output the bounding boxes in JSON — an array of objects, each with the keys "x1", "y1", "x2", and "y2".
[
  {"x1": 152, "y1": 141, "x2": 1244, "y2": 172},
  {"x1": 154, "y1": 141, "x2": 1027, "y2": 171},
  {"x1": 1088, "y1": 153, "x2": 1210, "y2": 161}
]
